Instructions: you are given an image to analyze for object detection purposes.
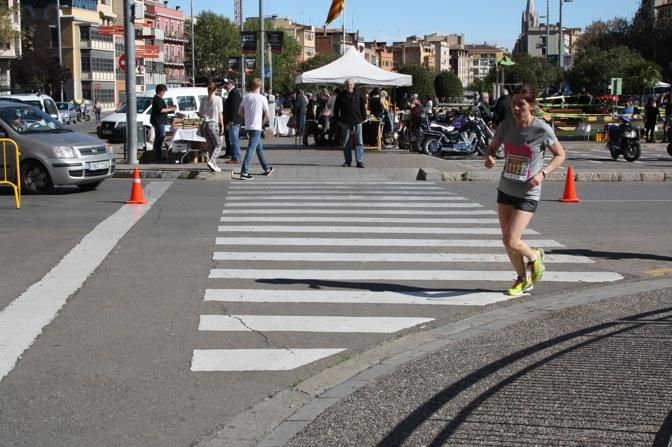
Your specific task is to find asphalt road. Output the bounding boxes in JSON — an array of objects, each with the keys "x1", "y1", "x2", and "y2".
[{"x1": 0, "y1": 179, "x2": 671, "y2": 446}]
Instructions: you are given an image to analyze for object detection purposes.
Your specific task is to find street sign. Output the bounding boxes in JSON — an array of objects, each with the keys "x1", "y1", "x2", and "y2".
[
  {"x1": 99, "y1": 25, "x2": 125, "y2": 36},
  {"x1": 610, "y1": 78, "x2": 623, "y2": 96},
  {"x1": 119, "y1": 54, "x2": 126, "y2": 71},
  {"x1": 241, "y1": 31, "x2": 257, "y2": 53},
  {"x1": 136, "y1": 45, "x2": 160, "y2": 59}
]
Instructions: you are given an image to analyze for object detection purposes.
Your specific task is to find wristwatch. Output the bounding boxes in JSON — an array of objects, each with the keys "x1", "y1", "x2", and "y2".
[{"x1": 541, "y1": 169, "x2": 549, "y2": 178}]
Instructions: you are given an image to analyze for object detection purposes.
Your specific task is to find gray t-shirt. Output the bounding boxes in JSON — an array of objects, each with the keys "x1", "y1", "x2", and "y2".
[{"x1": 494, "y1": 117, "x2": 557, "y2": 201}]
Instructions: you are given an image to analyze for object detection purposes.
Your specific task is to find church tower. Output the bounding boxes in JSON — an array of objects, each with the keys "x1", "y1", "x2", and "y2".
[{"x1": 522, "y1": 0, "x2": 539, "y2": 33}]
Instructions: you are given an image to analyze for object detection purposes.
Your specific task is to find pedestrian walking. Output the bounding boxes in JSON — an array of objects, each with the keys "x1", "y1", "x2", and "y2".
[
  {"x1": 294, "y1": 89, "x2": 308, "y2": 141},
  {"x1": 94, "y1": 98, "x2": 102, "y2": 123},
  {"x1": 267, "y1": 87, "x2": 276, "y2": 132},
  {"x1": 493, "y1": 88, "x2": 512, "y2": 127},
  {"x1": 663, "y1": 94, "x2": 672, "y2": 143},
  {"x1": 223, "y1": 78, "x2": 244, "y2": 163},
  {"x1": 199, "y1": 80, "x2": 224, "y2": 172},
  {"x1": 238, "y1": 78, "x2": 274, "y2": 180},
  {"x1": 333, "y1": 79, "x2": 367, "y2": 168},
  {"x1": 644, "y1": 98, "x2": 659, "y2": 143},
  {"x1": 149, "y1": 84, "x2": 176, "y2": 162},
  {"x1": 483, "y1": 84, "x2": 566, "y2": 297}
]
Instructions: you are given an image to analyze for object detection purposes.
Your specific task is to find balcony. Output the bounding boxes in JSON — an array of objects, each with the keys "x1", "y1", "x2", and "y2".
[
  {"x1": 164, "y1": 56, "x2": 184, "y2": 66},
  {"x1": 62, "y1": 0, "x2": 97, "y2": 11},
  {"x1": 142, "y1": 27, "x2": 164, "y2": 41},
  {"x1": 163, "y1": 30, "x2": 186, "y2": 42}
]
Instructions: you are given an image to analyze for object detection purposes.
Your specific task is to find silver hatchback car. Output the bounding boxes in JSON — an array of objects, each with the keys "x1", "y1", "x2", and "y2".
[{"x1": 0, "y1": 101, "x2": 114, "y2": 193}]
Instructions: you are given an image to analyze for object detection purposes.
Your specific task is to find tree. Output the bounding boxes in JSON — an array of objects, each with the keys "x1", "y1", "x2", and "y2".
[
  {"x1": 243, "y1": 18, "x2": 302, "y2": 94},
  {"x1": 396, "y1": 64, "x2": 435, "y2": 102},
  {"x1": 567, "y1": 46, "x2": 661, "y2": 95},
  {"x1": 575, "y1": 18, "x2": 631, "y2": 56},
  {"x1": 434, "y1": 71, "x2": 463, "y2": 100},
  {"x1": 0, "y1": 3, "x2": 16, "y2": 44},
  {"x1": 185, "y1": 11, "x2": 239, "y2": 80}
]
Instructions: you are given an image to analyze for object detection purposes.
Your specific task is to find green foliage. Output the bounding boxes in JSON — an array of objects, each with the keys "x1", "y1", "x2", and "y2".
[
  {"x1": 489, "y1": 53, "x2": 562, "y2": 93},
  {"x1": 434, "y1": 71, "x2": 463, "y2": 100},
  {"x1": 468, "y1": 79, "x2": 490, "y2": 94},
  {"x1": 186, "y1": 11, "x2": 239, "y2": 79},
  {"x1": 575, "y1": 18, "x2": 631, "y2": 56},
  {"x1": 0, "y1": 3, "x2": 16, "y2": 44},
  {"x1": 567, "y1": 46, "x2": 661, "y2": 94},
  {"x1": 397, "y1": 64, "x2": 435, "y2": 101}
]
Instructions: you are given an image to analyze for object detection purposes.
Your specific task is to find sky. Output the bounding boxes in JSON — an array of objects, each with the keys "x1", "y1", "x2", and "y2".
[{"x1": 173, "y1": 0, "x2": 643, "y2": 51}]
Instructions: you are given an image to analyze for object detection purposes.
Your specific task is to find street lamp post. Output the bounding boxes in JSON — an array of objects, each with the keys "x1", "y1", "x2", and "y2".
[
  {"x1": 559, "y1": 0, "x2": 573, "y2": 69},
  {"x1": 56, "y1": 0, "x2": 64, "y2": 101},
  {"x1": 190, "y1": 0, "x2": 195, "y2": 86},
  {"x1": 259, "y1": 0, "x2": 264, "y2": 93}
]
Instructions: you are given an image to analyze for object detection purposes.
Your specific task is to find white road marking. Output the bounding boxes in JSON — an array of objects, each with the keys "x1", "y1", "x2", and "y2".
[
  {"x1": 203, "y1": 289, "x2": 513, "y2": 306},
  {"x1": 0, "y1": 182, "x2": 173, "y2": 382},
  {"x1": 580, "y1": 200, "x2": 672, "y2": 203},
  {"x1": 217, "y1": 225, "x2": 536, "y2": 235},
  {"x1": 215, "y1": 237, "x2": 564, "y2": 248},
  {"x1": 211, "y1": 252, "x2": 594, "y2": 264},
  {"x1": 209, "y1": 269, "x2": 623, "y2": 282},
  {"x1": 199, "y1": 315, "x2": 435, "y2": 333},
  {"x1": 223, "y1": 202, "x2": 483, "y2": 208},
  {"x1": 228, "y1": 189, "x2": 452, "y2": 195},
  {"x1": 227, "y1": 181, "x2": 428, "y2": 185},
  {"x1": 223, "y1": 209, "x2": 497, "y2": 215},
  {"x1": 586, "y1": 160, "x2": 603, "y2": 164},
  {"x1": 191, "y1": 349, "x2": 346, "y2": 372},
  {"x1": 226, "y1": 195, "x2": 466, "y2": 201},
  {"x1": 220, "y1": 216, "x2": 501, "y2": 224}
]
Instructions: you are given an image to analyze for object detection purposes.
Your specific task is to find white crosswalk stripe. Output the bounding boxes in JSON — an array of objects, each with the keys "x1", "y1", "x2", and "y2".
[{"x1": 191, "y1": 182, "x2": 623, "y2": 373}]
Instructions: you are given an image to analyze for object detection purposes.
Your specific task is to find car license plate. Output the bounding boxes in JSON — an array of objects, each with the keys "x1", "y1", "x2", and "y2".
[
  {"x1": 87, "y1": 161, "x2": 110, "y2": 170},
  {"x1": 101, "y1": 130, "x2": 112, "y2": 135}
]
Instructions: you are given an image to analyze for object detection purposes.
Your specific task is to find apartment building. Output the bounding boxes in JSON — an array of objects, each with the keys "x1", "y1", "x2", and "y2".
[
  {"x1": 0, "y1": 0, "x2": 21, "y2": 95},
  {"x1": 268, "y1": 17, "x2": 316, "y2": 62},
  {"x1": 144, "y1": 0, "x2": 185, "y2": 88},
  {"x1": 450, "y1": 47, "x2": 472, "y2": 88},
  {"x1": 365, "y1": 41, "x2": 393, "y2": 71},
  {"x1": 21, "y1": 0, "x2": 117, "y2": 107},
  {"x1": 315, "y1": 27, "x2": 363, "y2": 57},
  {"x1": 655, "y1": 0, "x2": 672, "y2": 18},
  {"x1": 391, "y1": 36, "x2": 435, "y2": 71},
  {"x1": 466, "y1": 43, "x2": 504, "y2": 81}
]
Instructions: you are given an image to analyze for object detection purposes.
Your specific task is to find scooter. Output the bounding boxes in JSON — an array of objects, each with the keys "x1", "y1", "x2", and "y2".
[{"x1": 605, "y1": 116, "x2": 641, "y2": 162}]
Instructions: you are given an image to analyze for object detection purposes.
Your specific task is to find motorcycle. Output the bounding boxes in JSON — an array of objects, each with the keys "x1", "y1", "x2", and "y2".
[
  {"x1": 605, "y1": 116, "x2": 641, "y2": 162},
  {"x1": 76, "y1": 104, "x2": 92, "y2": 122},
  {"x1": 667, "y1": 124, "x2": 672, "y2": 157},
  {"x1": 420, "y1": 108, "x2": 503, "y2": 158}
]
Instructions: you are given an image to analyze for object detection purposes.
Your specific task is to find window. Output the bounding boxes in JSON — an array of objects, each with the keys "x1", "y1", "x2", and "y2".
[{"x1": 177, "y1": 96, "x2": 196, "y2": 111}]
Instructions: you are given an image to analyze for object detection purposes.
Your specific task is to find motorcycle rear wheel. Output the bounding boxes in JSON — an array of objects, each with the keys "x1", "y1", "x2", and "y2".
[{"x1": 623, "y1": 141, "x2": 641, "y2": 162}]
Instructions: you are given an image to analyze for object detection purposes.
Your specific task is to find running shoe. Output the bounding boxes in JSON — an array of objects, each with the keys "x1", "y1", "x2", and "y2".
[
  {"x1": 529, "y1": 248, "x2": 545, "y2": 283},
  {"x1": 264, "y1": 166, "x2": 274, "y2": 176},
  {"x1": 507, "y1": 277, "x2": 533, "y2": 297},
  {"x1": 240, "y1": 173, "x2": 253, "y2": 180}
]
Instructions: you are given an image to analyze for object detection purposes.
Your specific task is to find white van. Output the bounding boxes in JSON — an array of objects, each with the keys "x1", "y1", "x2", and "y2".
[
  {"x1": 97, "y1": 87, "x2": 208, "y2": 143},
  {"x1": 5, "y1": 93, "x2": 63, "y2": 124}
]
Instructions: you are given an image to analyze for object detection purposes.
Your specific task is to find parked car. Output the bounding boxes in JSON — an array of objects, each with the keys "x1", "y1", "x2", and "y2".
[
  {"x1": 0, "y1": 101, "x2": 114, "y2": 193},
  {"x1": 56, "y1": 102, "x2": 77, "y2": 124},
  {"x1": 97, "y1": 87, "x2": 208, "y2": 143},
  {"x1": 5, "y1": 93, "x2": 63, "y2": 124}
]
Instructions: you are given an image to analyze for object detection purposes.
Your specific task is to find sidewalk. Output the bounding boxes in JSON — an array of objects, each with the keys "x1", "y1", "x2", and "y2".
[
  {"x1": 265, "y1": 279, "x2": 672, "y2": 446},
  {"x1": 113, "y1": 137, "x2": 672, "y2": 182}
]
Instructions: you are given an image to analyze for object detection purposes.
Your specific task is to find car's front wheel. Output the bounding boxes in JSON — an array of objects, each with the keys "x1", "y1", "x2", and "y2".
[{"x1": 21, "y1": 160, "x2": 53, "y2": 194}]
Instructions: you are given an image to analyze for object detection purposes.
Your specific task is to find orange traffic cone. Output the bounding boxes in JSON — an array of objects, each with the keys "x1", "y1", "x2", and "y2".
[
  {"x1": 559, "y1": 166, "x2": 580, "y2": 203},
  {"x1": 126, "y1": 167, "x2": 148, "y2": 205}
]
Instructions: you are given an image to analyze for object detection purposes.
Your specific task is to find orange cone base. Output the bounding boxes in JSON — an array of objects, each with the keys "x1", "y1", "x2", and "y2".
[{"x1": 559, "y1": 197, "x2": 580, "y2": 203}]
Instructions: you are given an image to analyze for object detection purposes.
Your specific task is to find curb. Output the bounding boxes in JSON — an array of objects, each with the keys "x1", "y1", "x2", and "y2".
[
  {"x1": 438, "y1": 169, "x2": 672, "y2": 182},
  {"x1": 196, "y1": 277, "x2": 672, "y2": 447},
  {"x1": 113, "y1": 168, "x2": 233, "y2": 180}
]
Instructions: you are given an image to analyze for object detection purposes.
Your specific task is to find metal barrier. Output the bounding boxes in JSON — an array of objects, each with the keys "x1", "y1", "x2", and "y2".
[{"x1": 0, "y1": 138, "x2": 21, "y2": 208}]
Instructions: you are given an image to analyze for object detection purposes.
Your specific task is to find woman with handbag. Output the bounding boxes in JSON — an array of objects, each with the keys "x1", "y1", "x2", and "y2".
[{"x1": 199, "y1": 80, "x2": 224, "y2": 172}]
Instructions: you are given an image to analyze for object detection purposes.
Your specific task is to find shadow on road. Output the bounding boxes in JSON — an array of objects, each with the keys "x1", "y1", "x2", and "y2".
[
  {"x1": 375, "y1": 306, "x2": 672, "y2": 447},
  {"x1": 551, "y1": 248, "x2": 672, "y2": 263}
]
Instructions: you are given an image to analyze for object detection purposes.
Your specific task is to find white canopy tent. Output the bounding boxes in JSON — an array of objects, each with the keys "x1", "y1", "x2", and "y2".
[
  {"x1": 295, "y1": 47, "x2": 412, "y2": 87},
  {"x1": 654, "y1": 81, "x2": 670, "y2": 89}
]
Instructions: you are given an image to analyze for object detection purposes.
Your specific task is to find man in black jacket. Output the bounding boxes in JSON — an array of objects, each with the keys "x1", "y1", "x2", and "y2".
[
  {"x1": 493, "y1": 88, "x2": 512, "y2": 127},
  {"x1": 150, "y1": 84, "x2": 176, "y2": 161},
  {"x1": 332, "y1": 79, "x2": 367, "y2": 168},
  {"x1": 223, "y1": 78, "x2": 244, "y2": 163}
]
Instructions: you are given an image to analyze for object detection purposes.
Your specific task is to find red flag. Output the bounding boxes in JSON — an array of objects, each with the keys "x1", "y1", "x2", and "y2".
[{"x1": 325, "y1": 0, "x2": 344, "y2": 25}]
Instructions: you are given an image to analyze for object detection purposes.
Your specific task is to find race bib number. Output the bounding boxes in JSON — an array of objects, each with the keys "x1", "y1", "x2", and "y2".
[{"x1": 503, "y1": 154, "x2": 531, "y2": 182}]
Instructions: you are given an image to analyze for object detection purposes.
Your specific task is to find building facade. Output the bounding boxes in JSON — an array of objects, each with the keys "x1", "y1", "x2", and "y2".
[
  {"x1": 0, "y1": 0, "x2": 21, "y2": 95},
  {"x1": 364, "y1": 41, "x2": 393, "y2": 71},
  {"x1": 655, "y1": 0, "x2": 672, "y2": 18},
  {"x1": 144, "y1": 0, "x2": 185, "y2": 88},
  {"x1": 21, "y1": 0, "x2": 117, "y2": 106},
  {"x1": 466, "y1": 43, "x2": 504, "y2": 81},
  {"x1": 391, "y1": 36, "x2": 435, "y2": 71},
  {"x1": 268, "y1": 17, "x2": 316, "y2": 62},
  {"x1": 315, "y1": 28, "x2": 363, "y2": 57}
]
